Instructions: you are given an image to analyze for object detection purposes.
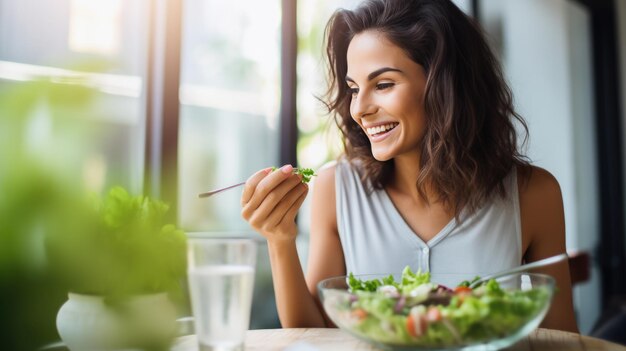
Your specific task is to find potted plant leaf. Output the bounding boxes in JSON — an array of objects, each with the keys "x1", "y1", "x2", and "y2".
[{"x1": 47, "y1": 186, "x2": 187, "y2": 351}]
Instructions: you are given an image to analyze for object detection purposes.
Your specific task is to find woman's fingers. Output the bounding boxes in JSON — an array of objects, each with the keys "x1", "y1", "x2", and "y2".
[
  {"x1": 279, "y1": 187, "x2": 308, "y2": 227},
  {"x1": 244, "y1": 165, "x2": 297, "y2": 210},
  {"x1": 241, "y1": 167, "x2": 272, "y2": 206},
  {"x1": 244, "y1": 173, "x2": 302, "y2": 226},
  {"x1": 241, "y1": 164, "x2": 294, "y2": 206},
  {"x1": 259, "y1": 182, "x2": 308, "y2": 229}
]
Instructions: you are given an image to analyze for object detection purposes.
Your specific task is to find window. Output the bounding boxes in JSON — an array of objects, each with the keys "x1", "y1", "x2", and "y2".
[
  {"x1": 178, "y1": 0, "x2": 281, "y2": 232},
  {"x1": 0, "y1": 0, "x2": 150, "y2": 193}
]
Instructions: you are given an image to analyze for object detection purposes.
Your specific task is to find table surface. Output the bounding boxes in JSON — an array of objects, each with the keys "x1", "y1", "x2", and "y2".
[{"x1": 172, "y1": 328, "x2": 626, "y2": 351}]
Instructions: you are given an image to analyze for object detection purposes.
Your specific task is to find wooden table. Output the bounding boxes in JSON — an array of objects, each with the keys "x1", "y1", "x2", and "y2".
[{"x1": 172, "y1": 328, "x2": 626, "y2": 350}]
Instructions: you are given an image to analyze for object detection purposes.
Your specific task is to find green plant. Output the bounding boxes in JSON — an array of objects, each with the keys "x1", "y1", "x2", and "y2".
[
  {"x1": 0, "y1": 71, "x2": 185, "y2": 349},
  {"x1": 0, "y1": 79, "x2": 100, "y2": 350},
  {"x1": 47, "y1": 186, "x2": 187, "y2": 300}
]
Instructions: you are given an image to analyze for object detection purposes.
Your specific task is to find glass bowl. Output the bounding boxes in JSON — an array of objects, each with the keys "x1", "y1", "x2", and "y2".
[{"x1": 317, "y1": 273, "x2": 555, "y2": 351}]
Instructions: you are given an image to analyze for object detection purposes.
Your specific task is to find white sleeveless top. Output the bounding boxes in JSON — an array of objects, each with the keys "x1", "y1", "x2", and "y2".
[{"x1": 335, "y1": 160, "x2": 522, "y2": 287}]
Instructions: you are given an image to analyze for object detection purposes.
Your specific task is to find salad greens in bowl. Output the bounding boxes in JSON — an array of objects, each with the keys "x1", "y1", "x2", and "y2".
[{"x1": 317, "y1": 267, "x2": 555, "y2": 350}]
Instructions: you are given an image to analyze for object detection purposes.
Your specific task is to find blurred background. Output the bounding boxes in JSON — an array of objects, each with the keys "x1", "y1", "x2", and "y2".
[{"x1": 0, "y1": 0, "x2": 625, "y2": 349}]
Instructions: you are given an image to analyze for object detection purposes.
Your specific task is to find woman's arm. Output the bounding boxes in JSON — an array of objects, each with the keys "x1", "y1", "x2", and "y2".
[
  {"x1": 240, "y1": 164, "x2": 344, "y2": 328},
  {"x1": 241, "y1": 165, "x2": 323, "y2": 327},
  {"x1": 519, "y1": 166, "x2": 579, "y2": 333}
]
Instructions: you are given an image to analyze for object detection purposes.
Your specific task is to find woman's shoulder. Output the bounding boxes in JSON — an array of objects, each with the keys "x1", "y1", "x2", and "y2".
[
  {"x1": 311, "y1": 157, "x2": 362, "y2": 195},
  {"x1": 310, "y1": 161, "x2": 338, "y2": 229},
  {"x1": 321, "y1": 156, "x2": 361, "y2": 178},
  {"x1": 517, "y1": 165, "x2": 564, "y2": 235},
  {"x1": 517, "y1": 165, "x2": 562, "y2": 199},
  {"x1": 311, "y1": 161, "x2": 338, "y2": 194},
  {"x1": 316, "y1": 160, "x2": 337, "y2": 182}
]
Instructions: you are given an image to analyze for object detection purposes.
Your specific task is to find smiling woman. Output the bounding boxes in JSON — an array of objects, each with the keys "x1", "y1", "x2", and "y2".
[
  {"x1": 345, "y1": 32, "x2": 428, "y2": 163},
  {"x1": 239, "y1": 0, "x2": 578, "y2": 334}
]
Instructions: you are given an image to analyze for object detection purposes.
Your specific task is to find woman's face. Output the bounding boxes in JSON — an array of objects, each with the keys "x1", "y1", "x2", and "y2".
[{"x1": 346, "y1": 30, "x2": 428, "y2": 162}]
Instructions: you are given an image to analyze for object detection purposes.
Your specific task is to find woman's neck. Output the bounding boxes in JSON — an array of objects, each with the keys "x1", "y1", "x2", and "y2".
[
  {"x1": 389, "y1": 153, "x2": 424, "y2": 203},
  {"x1": 389, "y1": 152, "x2": 448, "y2": 210}
]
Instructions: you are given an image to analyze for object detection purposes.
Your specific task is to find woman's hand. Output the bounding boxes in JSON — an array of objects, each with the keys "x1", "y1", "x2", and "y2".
[{"x1": 241, "y1": 165, "x2": 308, "y2": 243}]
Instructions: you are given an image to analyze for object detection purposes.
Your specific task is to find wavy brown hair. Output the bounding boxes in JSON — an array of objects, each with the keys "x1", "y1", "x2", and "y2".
[{"x1": 323, "y1": 0, "x2": 530, "y2": 217}]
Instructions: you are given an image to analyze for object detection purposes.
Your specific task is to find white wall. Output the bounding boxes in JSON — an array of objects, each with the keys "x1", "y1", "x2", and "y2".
[
  {"x1": 566, "y1": 2, "x2": 601, "y2": 335},
  {"x1": 451, "y1": 0, "x2": 472, "y2": 15},
  {"x1": 500, "y1": 0, "x2": 600, "y2": 333}
]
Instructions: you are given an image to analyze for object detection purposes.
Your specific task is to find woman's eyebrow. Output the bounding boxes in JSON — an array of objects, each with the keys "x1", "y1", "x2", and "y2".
[{"x1": 345, "y1": 67, "x2": 404, "y2": 83}]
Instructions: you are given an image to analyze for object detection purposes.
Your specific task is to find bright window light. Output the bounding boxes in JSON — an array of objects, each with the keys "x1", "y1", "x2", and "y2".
[{"x1": 68, "y1": 0, "x2": 122, "y2": 55}]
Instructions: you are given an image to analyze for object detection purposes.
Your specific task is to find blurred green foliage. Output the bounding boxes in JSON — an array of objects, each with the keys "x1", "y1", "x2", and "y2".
[
  {"x1": 47, "y1": 186, "x2": 187, "y2": 300},
  {"x1": 0, "y1": 79, "x2": 93, "y2": 350},
  {"x1": 0, "y1": 78, "x2": 185, "y2": 350}
]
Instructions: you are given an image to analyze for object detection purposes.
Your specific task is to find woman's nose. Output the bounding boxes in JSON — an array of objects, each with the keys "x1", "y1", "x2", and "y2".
[{"x1": 351, "y1": 92, "x2": 377, "y2": 119}]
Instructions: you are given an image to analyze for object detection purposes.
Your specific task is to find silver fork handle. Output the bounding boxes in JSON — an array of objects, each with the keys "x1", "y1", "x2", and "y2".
[
  {"x1": 472, "y1": 253, "x2": 569, "y2": 287},
  {"x1": 198, "y1": 181, "x2": 246, "y2": 198}
]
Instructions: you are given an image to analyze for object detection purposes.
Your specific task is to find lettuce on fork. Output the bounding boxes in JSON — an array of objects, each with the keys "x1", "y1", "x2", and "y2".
[{"x1": 270, "y1": 167, "x2": 317, "y2": 183}]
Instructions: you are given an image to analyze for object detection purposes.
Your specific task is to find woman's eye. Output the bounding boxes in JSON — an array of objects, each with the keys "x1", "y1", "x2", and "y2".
[
  {"x1": 376, "y1": 82, "x2": 394, "y2": 90},
  {"x1": 348, "y1": 87, "x2": 359, "y2": 96}
]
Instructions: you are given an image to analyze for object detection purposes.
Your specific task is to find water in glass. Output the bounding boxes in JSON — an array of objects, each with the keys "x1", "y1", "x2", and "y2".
[{"x1": 189, "y1": 265, "x2": 255, "y2": 351}]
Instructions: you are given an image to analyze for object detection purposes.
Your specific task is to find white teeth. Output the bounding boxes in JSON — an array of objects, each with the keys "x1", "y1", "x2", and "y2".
[{"x1": 366, "y1": 123, "x2": 398, "y2": 136}]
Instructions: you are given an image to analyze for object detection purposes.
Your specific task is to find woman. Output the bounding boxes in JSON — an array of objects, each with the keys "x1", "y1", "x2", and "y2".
[{"x1": 240, "y1": 0, "x2": 578, "y2": 332}]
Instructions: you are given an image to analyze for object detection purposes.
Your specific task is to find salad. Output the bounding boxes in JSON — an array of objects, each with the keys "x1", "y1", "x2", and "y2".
[{"x1": 327, "y1": 267, "x2": 550, "y2": 348}]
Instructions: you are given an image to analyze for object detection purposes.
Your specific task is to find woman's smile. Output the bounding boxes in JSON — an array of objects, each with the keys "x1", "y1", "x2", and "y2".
[{"x1": 365, "y1": 122, "x2": 399, "y2": 142}]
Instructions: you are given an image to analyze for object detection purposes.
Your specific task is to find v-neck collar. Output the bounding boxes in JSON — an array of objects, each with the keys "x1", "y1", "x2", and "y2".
[{"x1": 380, "y1": 188, "x2": 457, "y2": 248}]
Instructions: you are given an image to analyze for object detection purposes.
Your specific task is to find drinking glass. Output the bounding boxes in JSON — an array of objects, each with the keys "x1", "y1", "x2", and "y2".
[{"x1": 187, "y1": 238, "x2": 257, "y2": 351}]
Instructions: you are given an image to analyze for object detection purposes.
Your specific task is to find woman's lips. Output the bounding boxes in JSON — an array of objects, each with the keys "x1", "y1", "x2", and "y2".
[{"x1": 368, "y1": 123, "x2": 398, "y2": 142}]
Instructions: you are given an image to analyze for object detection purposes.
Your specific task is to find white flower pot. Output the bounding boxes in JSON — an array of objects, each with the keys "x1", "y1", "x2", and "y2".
[{"x1": 56, "y1": 292, "x2": 178, "y2": 351}]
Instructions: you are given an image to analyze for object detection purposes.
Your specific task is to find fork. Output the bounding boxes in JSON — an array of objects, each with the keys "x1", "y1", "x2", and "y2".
[
  {"x1": 469, "y1": 253, "x2": 569, "y2": 288},
  {"x1": 197, "y1": 181, "x2": 246, "y2": 198},
  {"x1": 198, "y1": 167, "x2": 316, "y2": 198}
]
